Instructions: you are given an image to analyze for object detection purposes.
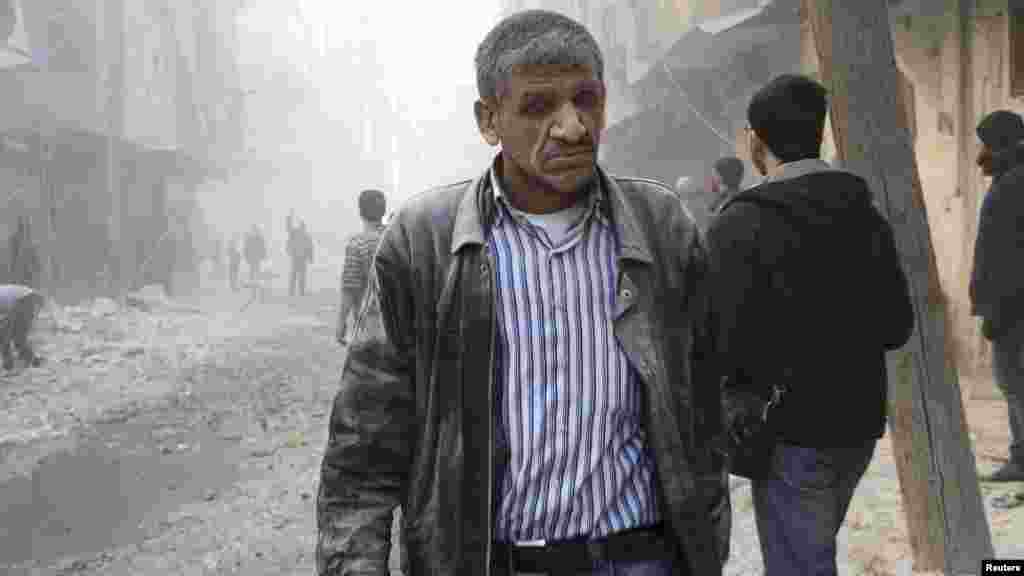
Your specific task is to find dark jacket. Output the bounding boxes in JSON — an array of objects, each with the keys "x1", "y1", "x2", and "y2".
[
  {"x1": 705, "y1": 168, "x2": 914, "y2": 448},
  {"x1": 287, "y1": 227, "x2": 314, "y2": 264},
  {"x1": 244, "y1": 232, "x2": 266, "y2": 264},
  {"x1": 317, "y1": 165, "x2": 729, "y2": 575},
  {"x1": 970, "y1": 141, "x2": 1024, "y2": 340}
]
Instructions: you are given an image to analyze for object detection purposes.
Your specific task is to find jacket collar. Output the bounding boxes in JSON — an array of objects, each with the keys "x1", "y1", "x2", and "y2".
[
  {"x1": 765, "y1": 158, "x2": 833, "y2": 183},
  {"x1": 451, "y1": 156, "x2": 654, "y2": 264}
]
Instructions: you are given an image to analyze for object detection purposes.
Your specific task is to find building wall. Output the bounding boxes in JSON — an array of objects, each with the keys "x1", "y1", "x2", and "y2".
[{"x1": 120, "y1": 0, "x2": 178, "y2": 150}]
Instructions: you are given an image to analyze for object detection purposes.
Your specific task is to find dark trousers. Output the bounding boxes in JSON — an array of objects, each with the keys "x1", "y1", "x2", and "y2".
[
  {"x1": 752, "y1": 441, "x2": 876, "y2": 576},
  {"x1": 1, "y1": 297, "x2": 39, "y2": 368},
  {"x1": 289, "y1": 261, "x2": 307, "y2": 296},
  {"x1": 993, "y1": 326, "x2": 1024, "y2": 464}
]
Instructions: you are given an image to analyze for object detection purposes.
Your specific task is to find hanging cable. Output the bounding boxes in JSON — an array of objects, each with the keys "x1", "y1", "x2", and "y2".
[{"x1": 661, "y1": 61, "x2": 735, "y2": 147}]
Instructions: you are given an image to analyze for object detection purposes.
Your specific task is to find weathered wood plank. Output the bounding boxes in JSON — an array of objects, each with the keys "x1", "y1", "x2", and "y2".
[{"x1": 801, "y1": 1, "x2": 994, "y2": 573}]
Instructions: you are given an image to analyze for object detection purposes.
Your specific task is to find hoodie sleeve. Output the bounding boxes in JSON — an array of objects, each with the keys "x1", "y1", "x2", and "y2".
[
  {"x1": 869, "y1": 207, "x2": 915, "y2": 350},
  {"x1": 704, "y1": 201, "x2": 765, "y2": 391}
]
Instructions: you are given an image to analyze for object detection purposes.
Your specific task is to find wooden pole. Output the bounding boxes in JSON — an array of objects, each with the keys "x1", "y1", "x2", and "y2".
[
  {"x1": 956, "y1": 0, "x2": 983, "y2": 379},
  {"x1": 801, "y1": 1, "x2": 993, "y2": 573}
]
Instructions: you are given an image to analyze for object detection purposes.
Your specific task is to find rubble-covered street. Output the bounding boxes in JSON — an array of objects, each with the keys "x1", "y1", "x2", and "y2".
[
  {"x1": 0, "y1": 284, "x2": 1019, "y2": 575},
  {"x1": 0, "y1": 286, "x2": 360, "y2": 575}
]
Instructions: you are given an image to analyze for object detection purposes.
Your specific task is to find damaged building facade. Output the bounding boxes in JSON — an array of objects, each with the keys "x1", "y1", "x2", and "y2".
[{"x1": 0, "y1": 0, "x2": 244, "y2": 303}]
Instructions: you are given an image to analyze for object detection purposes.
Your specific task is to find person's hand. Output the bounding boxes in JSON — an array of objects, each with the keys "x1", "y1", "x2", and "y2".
[{"x1": 723, "y1": 389, "x2": 767, "y2": 445}]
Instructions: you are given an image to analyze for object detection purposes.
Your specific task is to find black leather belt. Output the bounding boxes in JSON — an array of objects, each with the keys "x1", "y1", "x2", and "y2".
[{"x1": 494, "y1": 524, "x2": 672, "y2": 573}]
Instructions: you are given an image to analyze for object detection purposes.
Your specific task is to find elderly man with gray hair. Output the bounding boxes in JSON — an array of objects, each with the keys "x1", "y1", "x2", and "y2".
[{"x1": 316, "y1": 9, "x2": 729, "y2": 576}]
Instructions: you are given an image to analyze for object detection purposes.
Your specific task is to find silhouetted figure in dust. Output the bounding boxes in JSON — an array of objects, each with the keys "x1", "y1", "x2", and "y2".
[
  {"x1": 8, "y1": 216, "x2": 40, "y2": 289},
  {"x1": 243, "y1": 225, "x2": 267, "y2": 285},
  {"x1": 228, "y1": 235, "x2": 241, "y2": 292},
  {"x1": 286, "y1": 213, "x2": 314, "y2": 296},
  {"x1": 0, "y1": 284, "x2": 45, "y2": 371}
]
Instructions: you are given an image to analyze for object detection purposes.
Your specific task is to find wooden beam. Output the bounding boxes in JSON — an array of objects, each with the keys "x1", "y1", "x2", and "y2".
[
  {"x1": 801, "y1": 1, "x2": 994, "y2": 573},
  {"x1": 802, "y1": 0, "x2": 845, "y2": 162},
  {"x1": 957, "y1": 0, "x2": 983, "y2": 382}
]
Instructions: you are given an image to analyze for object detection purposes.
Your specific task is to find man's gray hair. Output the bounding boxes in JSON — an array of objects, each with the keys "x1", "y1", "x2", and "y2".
[{"x1": 475, "y1": 10, "x2": 604, "y2": 102}]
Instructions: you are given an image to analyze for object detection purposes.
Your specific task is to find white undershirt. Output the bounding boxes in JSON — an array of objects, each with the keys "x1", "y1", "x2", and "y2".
[{"x1": 511, "y1": 203, "x2": 587, "y2": 246}]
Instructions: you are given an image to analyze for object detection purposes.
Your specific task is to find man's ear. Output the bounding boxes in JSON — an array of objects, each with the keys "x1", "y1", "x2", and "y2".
[{"x1": 475, "y1": 99, "x2": 501, "y2": 147}]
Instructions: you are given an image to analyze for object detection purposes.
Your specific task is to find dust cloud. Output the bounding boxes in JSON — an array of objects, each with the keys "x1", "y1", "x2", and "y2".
[{"x1": 204, "y1": 2, "x2": 502, "y2": 291}]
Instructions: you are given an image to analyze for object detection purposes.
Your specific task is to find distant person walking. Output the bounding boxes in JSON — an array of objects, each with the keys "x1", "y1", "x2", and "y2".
[
  {"x1": 336, "y1": 189, "x2": 386, "y2": 345},
  {"x1": 244, "y1": 225, "x2": 267, "y2": 284},
  {"x1": 210, "y1": 235, "x2": 223, "y2": 281},
  {"x1": 971, "y1": 109, "x2": 1024, "y2": 482},
  {"x1": 299, "y1": 221, "x2": 313, "y2": 294},
  {"x1": 228, "y1": 235, "x2": 241, "y2": 292},
  {"x1": 8, "y1": 216, "x2": 40, "y2": 289},
  {"x1": 0, "y1": 284, "x2": 45, "y2": 371},
  {"x1": 707, "y1": 156, "x2": 745, "y2": 215},
  {"x1": 286, "y1": 213, "x2": 314, "y2": 296}
]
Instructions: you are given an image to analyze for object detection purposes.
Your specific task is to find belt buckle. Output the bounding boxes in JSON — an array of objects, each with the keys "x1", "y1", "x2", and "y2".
[{"x1": 516, "y1": 539, "x2": 546, "y2": 548}]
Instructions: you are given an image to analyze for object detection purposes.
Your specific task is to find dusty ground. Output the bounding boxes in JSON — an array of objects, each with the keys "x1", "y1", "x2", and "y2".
[{"x1": 0, "y1": 282, "x2": 1021, "y2": 575}]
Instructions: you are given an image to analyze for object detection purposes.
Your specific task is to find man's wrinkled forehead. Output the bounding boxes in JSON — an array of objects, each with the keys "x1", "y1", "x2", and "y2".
[{"x1": 496, "y1": 64, "x2": 601, "y2": 99}]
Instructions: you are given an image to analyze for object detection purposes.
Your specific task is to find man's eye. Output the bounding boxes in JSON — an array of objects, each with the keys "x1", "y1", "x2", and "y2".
[
  {"x1": 575, "y1": 91, "x2": 599, "y2": 107},
  {"x1": 522, "y1": 98, "x2": 551, "y2": 114}
]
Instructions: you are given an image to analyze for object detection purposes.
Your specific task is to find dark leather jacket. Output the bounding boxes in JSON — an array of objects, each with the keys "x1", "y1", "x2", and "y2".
[{"x1": 317, "y1": 164, "x2": 729, "y2": 575}]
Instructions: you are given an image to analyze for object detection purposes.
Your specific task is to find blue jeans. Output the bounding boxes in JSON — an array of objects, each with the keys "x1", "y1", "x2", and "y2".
[
  {"x1": 515, "y1": 558, "x2": 677, "y2": 576},
  {"x1": 752, "y1": 441, "x2": 876, "y2": 576},
  {"x1": 993, "y1": 327, "x2": 1024, "y2": 464}
]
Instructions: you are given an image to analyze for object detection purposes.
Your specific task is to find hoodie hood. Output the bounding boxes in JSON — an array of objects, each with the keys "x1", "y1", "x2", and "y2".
[{"x1": 990, "y1": 139, "x2": 1024, "y2": 178}]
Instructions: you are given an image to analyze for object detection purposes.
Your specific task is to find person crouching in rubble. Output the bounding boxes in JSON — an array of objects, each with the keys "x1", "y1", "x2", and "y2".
[{"x1": 0, "y1": 284, "x2": 45, "y2": 371}]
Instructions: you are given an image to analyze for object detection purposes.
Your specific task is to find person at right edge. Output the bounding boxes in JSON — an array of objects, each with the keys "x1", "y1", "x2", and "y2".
[
  {"x1": 705, "y1": 74, "x2": 915, "y2": 575},
  {"x1": 970, "y1": 109, "x2": 1024, "y2": 483}
]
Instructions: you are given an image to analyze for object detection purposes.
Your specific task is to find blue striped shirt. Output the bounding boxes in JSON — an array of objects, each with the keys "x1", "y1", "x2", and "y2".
[{"x1": 488, "y1": 170, "x2": 660, "y2": 543}]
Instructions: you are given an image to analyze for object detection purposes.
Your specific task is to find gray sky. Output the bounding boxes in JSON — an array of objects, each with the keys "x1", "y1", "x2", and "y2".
[{"x1": 228, "y1": 1, "x2": 502, "y2": 247}]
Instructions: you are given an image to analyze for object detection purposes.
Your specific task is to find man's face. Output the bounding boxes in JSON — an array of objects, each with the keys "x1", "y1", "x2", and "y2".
[
  {"x1": 476, "y1": 64, "x2": 606, "y2": 200},
  {"x1": 977, "y1": 142, "x2": 996, "y2": 177}
]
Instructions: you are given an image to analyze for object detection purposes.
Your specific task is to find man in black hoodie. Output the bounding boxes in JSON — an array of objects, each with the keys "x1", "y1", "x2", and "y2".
[
  {"x1": 705, "y1": 74, "x2": 914, "y2": 575},
  {"x1": 970, "y1": 109, "x2": 1024, "y2": 482}
]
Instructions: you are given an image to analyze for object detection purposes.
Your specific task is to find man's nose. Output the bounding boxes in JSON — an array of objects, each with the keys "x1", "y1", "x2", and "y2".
[{"x1": 551, "y1": 103, "x2": 587, "y2": 142}]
